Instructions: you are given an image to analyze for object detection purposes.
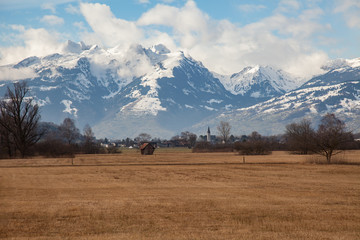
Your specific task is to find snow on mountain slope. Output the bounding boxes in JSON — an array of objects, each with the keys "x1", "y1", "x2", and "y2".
[
  {"x1": 111, "y1": 49, "x2": 182, "y2": 116},
  {"x1": 93, "y1": 51, "x2": 235, "y2": 138},
  {"x1": 0, "y1": 42, "x2": 237, "y2": 138},
  {"x1": 215, "y1": 65, "x2": 301, "y2": 98},
  {"x1": 192, "y1": 61, "x2": 360, "y2": 136},
  {"x1": 301, "y1": 57, "x2": 360, "y2": 89},
  {"x1": 11, "y1": 41, "x2": 175, "y2": 101},
  {"x1": 1, "y1": 41, "x2": 359, "y2": 139},
  {"x1": 0, "y1": 42, "x2": 181, "y2": 129}
]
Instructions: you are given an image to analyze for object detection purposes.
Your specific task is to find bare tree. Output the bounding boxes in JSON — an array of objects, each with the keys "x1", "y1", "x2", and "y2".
[
  {"x1": 83, "y1": 124, "x2": 94, "y2": 140},
  {"x1": 0, "y1": 82, "x2": 42, "y2": 157},
  {"x1": 0, "y1": 124, "x2": 16, "y2": 157},
  {"x1": 217, "y1": 121, "x2": 231, "y2": 143},
  {"x1": 59, "y1": 118, "x2": 80, "y2": 145},
  {"x1": 188, "y1": 133, "x2": 197, "y2": 148},
  {"x1": 135, "y1": 133, "x2": 151, "y2": 143},
  {"x1": 285, "y1": 119, "x2": 315, "y2": 154},
  {"x1": 181, "y1": 131, "x2": 197, "y2": 148},
  {"x1": 314, "y1": 113, "x2": 352, "y2": 163},
  {"x1": 83, "y1": 124, "x2": 97, "y2": 154}
]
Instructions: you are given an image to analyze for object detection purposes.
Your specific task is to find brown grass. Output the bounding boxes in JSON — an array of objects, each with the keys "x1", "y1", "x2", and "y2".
[{"x1": 1, "y1": 151, "x2": 360, "y2": 239}]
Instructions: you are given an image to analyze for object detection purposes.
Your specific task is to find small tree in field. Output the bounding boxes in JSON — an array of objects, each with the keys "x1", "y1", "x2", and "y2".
[{"x1": 314, "y1": 113, "x2": 352, "y2": 163}]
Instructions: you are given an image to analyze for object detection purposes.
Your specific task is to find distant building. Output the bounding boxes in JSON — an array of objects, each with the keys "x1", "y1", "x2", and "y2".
[
  {"x1": 140, "y1": 142, "x2": 156, "y2": 155},
  {"x1": 207, "y1": 127, "x2": 211, "y2": 142}
]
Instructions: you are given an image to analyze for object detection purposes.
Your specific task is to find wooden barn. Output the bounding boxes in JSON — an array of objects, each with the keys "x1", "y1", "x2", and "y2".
[{"x1": 140, "y1": 142, "x2": 156, "y2": 155}]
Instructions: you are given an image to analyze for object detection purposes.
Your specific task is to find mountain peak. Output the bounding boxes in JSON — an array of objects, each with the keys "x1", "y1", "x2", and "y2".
[
  {"x1": 14, "y1": 56, "x2": 40, "y2": 68},
  {"x1": 1, "y1": 41, "x2": 359, "y2": 139},
  {"x1": 218, "y1": 65, "x2": 299, "y2": 97}
]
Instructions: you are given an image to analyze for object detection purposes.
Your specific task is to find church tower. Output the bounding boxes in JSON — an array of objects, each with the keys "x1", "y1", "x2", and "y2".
[{"x1": 207, "y1": 127, "x2": 211, "y2": 142}]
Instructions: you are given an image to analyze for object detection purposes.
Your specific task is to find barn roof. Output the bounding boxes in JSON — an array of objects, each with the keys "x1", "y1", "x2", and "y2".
[{"x1": 140, "y1": 142, "x2": 155, "y2": 150}]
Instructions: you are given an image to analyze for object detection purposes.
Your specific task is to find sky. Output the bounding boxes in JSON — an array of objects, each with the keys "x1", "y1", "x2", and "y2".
[{"x1": 0, "y1": 0, "x2": 359, "y2": 79}]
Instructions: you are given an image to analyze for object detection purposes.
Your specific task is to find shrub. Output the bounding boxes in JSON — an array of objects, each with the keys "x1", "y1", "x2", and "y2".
[
  {"x1": 35, "y1": 139, "x2": 76, "y2": 158},
  {"x1": 192, "y1": 142, "x2": 234, "y2": 153},
  {"x1": 234, "y1": 142, "x2": 270, "y2": 155}
]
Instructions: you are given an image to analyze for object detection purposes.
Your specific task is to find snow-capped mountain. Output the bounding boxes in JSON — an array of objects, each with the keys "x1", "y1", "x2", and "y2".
[
  {"x1": 192, "y1": 58, "x2": 360, "y2": 135},
  {"x1": 0, "y1": 41, "x2": 235, "y2": 138},
  {"x1": 300, "y1": 57, "x2": 360, "y2": 88},
  {"x1": 215, "y1": 65, "x2": 301, "y2": 98},
  {"x1": 93, "y1": 47, "x2": 235, "y2": 138},
  {"x1": 0, "y1": 41, "x2": 359, "y2": 139}
]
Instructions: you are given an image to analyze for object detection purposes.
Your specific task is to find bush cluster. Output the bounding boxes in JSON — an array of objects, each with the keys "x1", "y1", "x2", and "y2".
[{"x1": 192, "y1": 142, "x2": 234, "y2": 153}]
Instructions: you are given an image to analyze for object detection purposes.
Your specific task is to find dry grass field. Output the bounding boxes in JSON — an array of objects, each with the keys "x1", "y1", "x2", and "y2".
[{"x1": 1, "y1": 150, "x2": 360, "y2": 239}]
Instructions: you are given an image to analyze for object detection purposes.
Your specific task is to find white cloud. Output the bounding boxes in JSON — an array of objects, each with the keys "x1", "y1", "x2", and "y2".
[
  {"x1": 334, "y1": 0, "x2": 360, "y2": 28},
  {"x1": 345, "y1": 15, "x2": 360, "y2": 28},
  {"x1": 138, "y1": 0, "x2": 211, "y2": 48},
  {"x1": 65, "y1": 4, "x2": 80, "y2": 15},
  {"x1": 116, "y1": 46, "x2": 154, "y2": 80},
  {"x1": 238, "y1": 4, "x2": 266, "y2": 12},
  {"x1": 277, "y1": 0, "x2": 301, "y2": 13},
  {"x1": 136, "y1": 0, "x2": 328, "y2": 78},
  {"x1": 80, "y1": 2, "x2": 142, "y2": 47},
  {"x1": 245, "y1": 8, "x2": 327, "y2": 39},
  {"x1": 137, "y1": 0, "x2": 150, "y2": 4},
  {"x1": 334, "y1": 0, "x2": 360, "y2": 12},
  {"x1": 141, "y1": 30, "x2": 177, "y2": 52},
  {"x1": 0, "y1": 0, "x2": 331, "y2": 80},
  {"x1": 40, "y1": 15, "x2": 65, "y2": 26},
  {"x1": 10, "y1": 24, "x2": 25, "y2": 32},
  {"x1": 0, "y1": 66, "x2": 38, "y2": 81},
  {"x1": 73, "y1": 21, "x2": 87, "y2": 31},
  {"x1": 0, "y1": 26, "x2": 63, "y2": 65},
  {"x1": 41, "y1": 2, "x2": 56, "y2": 13},
  {"x1": 0, "y1": 0, "x2": 76, "y2": 9}
]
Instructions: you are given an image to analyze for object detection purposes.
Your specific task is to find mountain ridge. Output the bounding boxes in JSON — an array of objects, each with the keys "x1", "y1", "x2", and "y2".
[
  {"x1": 193, "y1": 61, "x2": 360, "y2": 136},
  {"x1": 0, "y1": 41, "x2": 359, "y2": 138}
]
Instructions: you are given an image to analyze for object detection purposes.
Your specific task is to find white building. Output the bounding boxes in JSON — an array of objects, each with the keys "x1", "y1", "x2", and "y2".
[{"x1": 207, "y1": 127, "x2": 211, "y2": 142}]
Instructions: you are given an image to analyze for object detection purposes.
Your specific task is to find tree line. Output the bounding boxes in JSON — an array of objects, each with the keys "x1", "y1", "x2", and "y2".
[
  {"x1": 0, "y1": 82, "x2": 100, "y2": 158},
  {"x1": 193, "y1": 116, "x2": 357, "y2": 163},
  {"x1": 0, "y1": 82, "x2": 200, "y2": 158},
  {"x1": 284, "y1": 115, "x2": 354, "y2": 163}
]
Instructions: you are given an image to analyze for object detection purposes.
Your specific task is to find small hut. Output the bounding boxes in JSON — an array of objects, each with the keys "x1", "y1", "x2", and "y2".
[{"x1": 140, "y1": 142, "x2": 156, "y2": 155}]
